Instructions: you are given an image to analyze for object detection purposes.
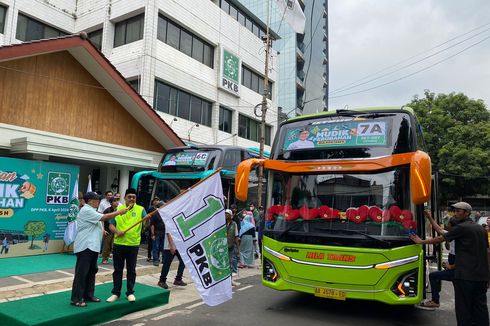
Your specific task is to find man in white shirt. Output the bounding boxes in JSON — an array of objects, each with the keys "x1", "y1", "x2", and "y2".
[
  {"x1": 287, "y1": 128, "x2": 314, "y2": 150},
  {"x1": 97, "y1": 190, "x2": 113, "y2": 213}
]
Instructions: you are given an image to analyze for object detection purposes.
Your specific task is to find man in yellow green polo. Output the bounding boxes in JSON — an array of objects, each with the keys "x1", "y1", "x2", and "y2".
[{"x1": 107, "y1": 188, "x2": 146, "y2": 303}]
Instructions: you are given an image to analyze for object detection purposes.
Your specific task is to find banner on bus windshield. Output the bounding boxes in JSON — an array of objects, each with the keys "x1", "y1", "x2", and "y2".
[
  {"x1": 163, "y1": 152, "x2": 209, "y2": 167},
  {"x1": 283, "y1": 120, "x2": 387, "y2": 151}
]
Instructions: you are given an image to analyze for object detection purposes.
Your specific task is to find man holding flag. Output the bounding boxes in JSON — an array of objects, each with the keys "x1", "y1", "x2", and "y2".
[{"x1": 107, "y1": 188, "x2": 146, "y2": 303}]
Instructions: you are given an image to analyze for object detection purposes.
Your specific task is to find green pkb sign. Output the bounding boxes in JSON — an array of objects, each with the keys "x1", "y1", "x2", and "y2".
[{"x1": 220, "y1": 47, "x2": 241, "y2": 96}]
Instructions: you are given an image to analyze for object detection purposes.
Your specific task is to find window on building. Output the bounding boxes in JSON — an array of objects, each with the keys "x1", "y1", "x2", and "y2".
[
  {"x1": 241, "y1": 66, "x2": 272, "y2": 99},
  {"x1": 0, "y1": 5, "x2": 6, "y2": 34},
  {"x1": 154, "y1": 80, "x2": 212, "y2": 126},
  {"x1": 16, "y1": 14, "x2": 67, "y2": 41},
  {"x1": 88, "y1": 29, "x2": 103, "y2": 50},
  {"x1": 238, "y1": 114, "x2": 272, "y2": 145},
  {"x1": 127, "y1": 78, "x2": 140, "y2": 93},
  {"x1": 114, "y1": 14, "x2": 144, "y2": 47},
  {"x1": 219, "y1": 0, "x2": 266, "y2": 40},
  {"x1": 219, "y1": 106, "x2": 232, "y2": 133},
  {"x1": 157, "y1": 15, "x2": 214, "y2": 68}
]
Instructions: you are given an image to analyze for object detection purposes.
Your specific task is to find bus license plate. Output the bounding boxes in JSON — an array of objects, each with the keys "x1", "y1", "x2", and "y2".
[{"x1": 314, "y1": 288, "x2": 346, "y2": 301}]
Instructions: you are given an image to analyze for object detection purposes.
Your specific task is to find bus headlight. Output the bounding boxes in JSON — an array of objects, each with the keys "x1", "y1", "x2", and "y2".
[
  {"x1": 263, "y1": 258, "x2": 279, "y2": 282},
  {"x1": 391, "y1": 269, "x2": 417, "y2": 297}
]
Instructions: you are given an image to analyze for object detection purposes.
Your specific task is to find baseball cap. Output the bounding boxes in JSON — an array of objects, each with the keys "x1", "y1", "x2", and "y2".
[
  {"x1": 451, "y1": 202, "x2": 472, "y2": 212},
  {"x1": 225, "y1": 209, "x2": 233, "y2": 215},
  {"x1": 84, "y1": 191, "x2": 102, "y2": 202}
]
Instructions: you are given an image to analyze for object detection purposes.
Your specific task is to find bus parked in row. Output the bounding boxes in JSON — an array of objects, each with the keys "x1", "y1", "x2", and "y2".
[
  {"x1": 132, "y1": 145, "x2": 267, "y2": 208},
  {"x1": 235, "y1": 107, "x2": 434, "y2": 305}
]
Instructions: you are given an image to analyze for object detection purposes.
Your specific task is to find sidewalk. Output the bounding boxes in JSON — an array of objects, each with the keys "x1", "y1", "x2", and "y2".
[
  {"x1": 0, "y1": 247, "x2": 162, "y2": 302},
  {"x1": 0, "y1": 247, "x2": 262, "y2": 304}
]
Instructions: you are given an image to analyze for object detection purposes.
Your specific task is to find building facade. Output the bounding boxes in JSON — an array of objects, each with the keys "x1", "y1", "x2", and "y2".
[
  {"x1": 0, "y1": 0, "x2": 277, "y2": 150},
  {"x1": 239, "y1": 0, "x2": 328, "y2": 118}
]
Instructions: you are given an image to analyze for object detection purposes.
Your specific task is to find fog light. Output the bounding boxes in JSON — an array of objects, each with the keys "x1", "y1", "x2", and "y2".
[
  {"x1": 391, "y1": 270, "x2": 417, "y2": 297},
  {"x1": 263, "y1": 258, "x2": 279, "y2": 282}
]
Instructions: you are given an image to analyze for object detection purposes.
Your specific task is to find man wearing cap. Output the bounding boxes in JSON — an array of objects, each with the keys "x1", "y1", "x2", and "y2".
[
  {"x1": 107, "y1": 188, "x2": 146, "y2": 303},
  {"x1": 287, "y1": 128, "x2": 314, "y2": 150},
  {"x1": 70, "y1": 192, "x2": 128, "y2": 307},
  {"x1": 410, "y1": 202, "x2": 489, "y2": 326}
]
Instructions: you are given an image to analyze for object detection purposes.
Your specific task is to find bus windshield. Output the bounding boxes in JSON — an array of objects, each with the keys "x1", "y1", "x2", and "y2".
[
  {"x1": 265, "y1": 166, "x2": 416, "y2": 248},
  {"x1": 275, "y1": 112, "x2": 414, "y2": 160},
  {"x1": 160, "y1": 149, "x2": 220, "y2": 173}
]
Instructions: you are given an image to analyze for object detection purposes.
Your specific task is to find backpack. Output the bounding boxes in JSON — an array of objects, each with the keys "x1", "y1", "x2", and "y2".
[{"x1": 63, "y1": 220, "x2": 77, "y2": 245}]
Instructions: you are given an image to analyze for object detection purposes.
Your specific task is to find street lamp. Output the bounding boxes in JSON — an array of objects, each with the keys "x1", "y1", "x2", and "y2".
[
  {"x1": 187, "y1": 123, "x2": 199, "y2": 141},
  {"x1": 215, "y1": 133, "x2": 237, "y2": 144}
]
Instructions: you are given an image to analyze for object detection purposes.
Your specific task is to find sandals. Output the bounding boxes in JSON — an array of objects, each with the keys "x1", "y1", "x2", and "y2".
[
  {"x1": 70, "y1": 301, "x2": 87, "y2": 307},
  {"x1": 85, "y1": 296, "x2": 101, "y2": 302}
]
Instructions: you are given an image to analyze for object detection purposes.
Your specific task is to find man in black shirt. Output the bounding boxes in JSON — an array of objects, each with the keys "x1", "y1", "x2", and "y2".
[
  {"x1": 411, "y1": 202, "x2": 489, "y2": 326},
  {"x1": 150, "y1": 201, "x2": 166, "y2": 266}
]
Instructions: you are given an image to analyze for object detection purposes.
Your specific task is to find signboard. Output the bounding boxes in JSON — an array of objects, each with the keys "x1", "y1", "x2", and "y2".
[
  {"x1": 163, "y1": 152, "x2": 209, "y2": 167},
  {"x1": 220, "y1": 47, "x2": 241, "y2": 97},
  {"x1": 283, "y1": 120, "x2": 387, "y2": 151},
  {"x1": 0, "y1": 157, "x2": 79, "y2": 258}
]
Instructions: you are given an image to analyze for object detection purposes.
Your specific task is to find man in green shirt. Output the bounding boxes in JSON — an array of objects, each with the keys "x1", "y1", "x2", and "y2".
[{"x1": 107, "y1": 188, "x2": 147, "y2": 303}]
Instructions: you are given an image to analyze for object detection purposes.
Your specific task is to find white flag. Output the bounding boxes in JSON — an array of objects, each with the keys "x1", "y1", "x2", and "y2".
[
  {"x1": 87, "y1": 174, "x2": 92, "y2": 193},
  {"x1": 158, "y1": 173, "x2": 232, "y2": 306},
  {"x1": 64, "y1": 177, "x2": 80, "y2": 245},
  {"x1": 274, "y1": 0, "x2": 306, "y2": 34}
]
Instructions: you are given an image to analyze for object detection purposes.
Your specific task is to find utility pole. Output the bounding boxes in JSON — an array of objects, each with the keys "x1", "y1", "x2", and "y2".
[{"x1": 257, "y1": 4, "x2": 272, "y2": 209}]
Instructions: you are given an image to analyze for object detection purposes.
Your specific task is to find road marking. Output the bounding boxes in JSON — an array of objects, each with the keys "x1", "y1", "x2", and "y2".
[
  {"x1": 11, "y1": 276, "x2": 33, "y2": 283},
  {"x1": 151, "y1": 310, "x2": 192, "y2": 321},
  {"x1": 237, "y1": 285, "x2": 253, "y2": 291},
  {"x1": 132, "y1": 323, "x2": 145, "y2": 326},
  {"x1": 186, "y1": 302, "x2": 204, "y2": 309},
  {"x1": 56, "y1": 270, "x2": 73, "y2": 276}
]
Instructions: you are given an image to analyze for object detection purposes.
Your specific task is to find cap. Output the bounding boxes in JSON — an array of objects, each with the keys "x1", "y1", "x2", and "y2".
[
  {"x1": 84, "y1": 191, "x2": 102, "y2": 202},
  {"x1": 451, "y1": 202, "x2": 472, "y2": 212},
  {"x1": 225, "y1": 209, "x2": 233, "y2": 215}
]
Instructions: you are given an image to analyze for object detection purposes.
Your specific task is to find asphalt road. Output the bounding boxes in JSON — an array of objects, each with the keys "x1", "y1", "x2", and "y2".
[{"x1": 107, "y1": 271, "x2": 461, "y2": 326}]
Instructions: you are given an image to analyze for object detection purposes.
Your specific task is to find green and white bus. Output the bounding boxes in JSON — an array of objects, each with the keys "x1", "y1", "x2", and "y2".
[{"x1": 235, "y1": 107, "x2": 434, "y2": 304}]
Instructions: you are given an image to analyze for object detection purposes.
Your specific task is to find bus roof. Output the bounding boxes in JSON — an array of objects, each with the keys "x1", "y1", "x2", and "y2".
[{"x1": 284, "y1": 106, "x2": 415, "y2": 124}]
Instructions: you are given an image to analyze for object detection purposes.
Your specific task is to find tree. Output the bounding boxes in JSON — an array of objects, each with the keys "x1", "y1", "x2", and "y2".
[
  {"x1": 407, "y1": 90, "x2": 490, "y2": 203},
  {"x1": 24, "y1": 221, "x2": 47, "y2": 249}
]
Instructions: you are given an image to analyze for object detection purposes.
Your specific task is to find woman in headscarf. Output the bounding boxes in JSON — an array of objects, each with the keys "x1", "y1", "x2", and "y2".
[{"x1": 239, "y1": 211, "x2": 256, "y2": 268}]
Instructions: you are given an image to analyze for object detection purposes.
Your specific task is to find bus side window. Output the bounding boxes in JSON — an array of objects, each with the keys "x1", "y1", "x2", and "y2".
[{"x1": 223, "y1": 150, "x2": 241, "y2": 171}]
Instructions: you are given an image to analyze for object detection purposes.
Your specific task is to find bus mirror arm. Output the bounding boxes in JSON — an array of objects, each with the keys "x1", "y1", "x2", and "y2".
[{"x1": 235, "y1": 158, "x2": 265, "y2": 202}]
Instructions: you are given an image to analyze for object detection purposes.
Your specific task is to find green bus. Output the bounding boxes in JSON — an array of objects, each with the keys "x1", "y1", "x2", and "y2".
[
  {"x1": 235, "y1": 107, "x2": 434, "y2": 304},
  {"x1": 132, "y1": 145, "x2": 267, "y2": 208}
]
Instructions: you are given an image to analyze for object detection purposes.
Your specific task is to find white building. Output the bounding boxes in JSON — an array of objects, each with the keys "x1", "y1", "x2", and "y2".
[{"x1": 0, "y1": 0, "x2": 277, "y2": 150}]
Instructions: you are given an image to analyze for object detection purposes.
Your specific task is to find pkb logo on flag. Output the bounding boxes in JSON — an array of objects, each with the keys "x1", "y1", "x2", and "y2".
[
  {"x1": 188, "y1": 227, "x2": 230, "y2": 288},
  {"x1": 173, "y1": 195, "x2": 230, "y2": 288},
  {"x1": 159, "y1": 172, "x2": 233, "y2": 306}
]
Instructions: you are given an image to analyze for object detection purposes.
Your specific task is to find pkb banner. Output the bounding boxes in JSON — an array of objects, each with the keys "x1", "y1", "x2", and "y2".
[
  {"x1": 0, "y1": 157, "x2": 79, "y2": 258},
  {"x1": 158, "y1": 172, "x2": 232, "y2": 306}
]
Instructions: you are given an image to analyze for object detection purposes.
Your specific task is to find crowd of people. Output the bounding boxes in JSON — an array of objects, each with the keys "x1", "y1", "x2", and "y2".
[{"x1": 69, "y1": 188, "x2": 264, "y2": 308}]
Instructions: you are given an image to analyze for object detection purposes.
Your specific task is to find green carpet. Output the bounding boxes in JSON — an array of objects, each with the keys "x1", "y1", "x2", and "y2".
[
  {"x1": 0, "y1": 282, "x2": 170, "y2": 326},
  {"x1": 0, "y1": 254, "x2": 111, "y2": 278}
]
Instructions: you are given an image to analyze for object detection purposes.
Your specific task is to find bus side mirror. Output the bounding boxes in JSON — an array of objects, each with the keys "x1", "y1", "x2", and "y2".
[
  {"x1": 235, "y1": 158, "x2": 264, "y2": 202},
  {"x1": 410, "y1": 151, "x2": 431, "y2": 205}
]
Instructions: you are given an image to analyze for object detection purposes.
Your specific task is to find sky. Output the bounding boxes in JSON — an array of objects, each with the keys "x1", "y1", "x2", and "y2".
[{"x1": 328, "y1": 0, "x2": 490, "y2": 110}]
